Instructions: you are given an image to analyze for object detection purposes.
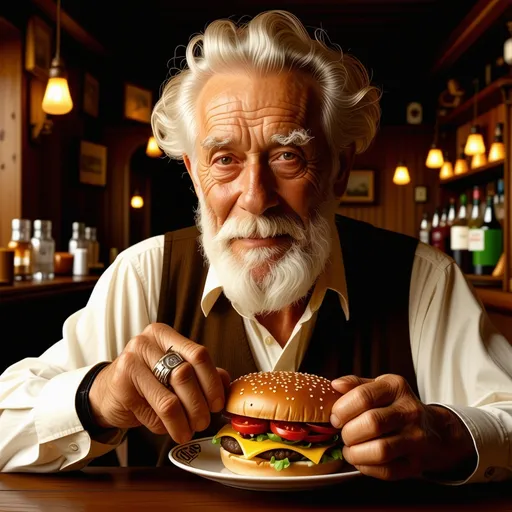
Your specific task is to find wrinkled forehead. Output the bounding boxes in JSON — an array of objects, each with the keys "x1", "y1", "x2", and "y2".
[{"x1": 195, "y1": 71, "x2": 323, "y2": 139}]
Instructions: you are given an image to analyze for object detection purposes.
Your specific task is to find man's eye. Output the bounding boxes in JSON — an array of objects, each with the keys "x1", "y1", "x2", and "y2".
[
  {"x1": 280, "y1": 152, "x2": 296, "y2": 161},
  {"x1": 217, "y1": 156, "x2": 233, "y2": 165}
]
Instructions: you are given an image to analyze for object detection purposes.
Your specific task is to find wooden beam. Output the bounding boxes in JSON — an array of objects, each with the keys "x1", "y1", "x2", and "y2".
[
  {"x1": 30, "y1": 0, "x2": 106, "y2": 56},
  {"x1": 431, "y1": 0, "x2": 512, "y2": 75}
]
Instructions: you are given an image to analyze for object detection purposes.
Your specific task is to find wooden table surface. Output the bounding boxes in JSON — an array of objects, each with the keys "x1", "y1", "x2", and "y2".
[{"x1": 0, "y1": 466, "x2": 510, "y2": 512}]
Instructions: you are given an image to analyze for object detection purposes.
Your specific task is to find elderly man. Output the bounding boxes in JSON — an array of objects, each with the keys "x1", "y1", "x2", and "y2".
[{"x1": 0, "y1": 10, "x2": 511, "y2": 484}]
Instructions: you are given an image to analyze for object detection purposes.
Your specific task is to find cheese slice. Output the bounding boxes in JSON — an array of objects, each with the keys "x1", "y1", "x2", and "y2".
[{"x1": 214, "y1": 424, "x2": 338, "y2": 465}]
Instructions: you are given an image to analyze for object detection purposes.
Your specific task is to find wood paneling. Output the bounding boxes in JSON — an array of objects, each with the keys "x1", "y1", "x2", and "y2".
[
  {"x1": 0, "y1": 18, "x2": 22, "y2": 247},
  {"x1": 338, "y1": 124, "x2": 438, "y2": 237}
]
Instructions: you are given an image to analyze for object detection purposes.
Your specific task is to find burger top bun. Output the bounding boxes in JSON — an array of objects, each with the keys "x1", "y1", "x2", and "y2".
[{"x1": 225, "y1": 371, "x2": 341, "y2": 424}]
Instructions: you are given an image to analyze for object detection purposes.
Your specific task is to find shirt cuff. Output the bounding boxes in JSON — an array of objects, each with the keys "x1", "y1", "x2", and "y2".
[
  {"x1": 34, "y1": 365, "x2": 124, "y2": 470},
  {"x1": 429, "y1": 403, "x2": 510, "y2": 484}
]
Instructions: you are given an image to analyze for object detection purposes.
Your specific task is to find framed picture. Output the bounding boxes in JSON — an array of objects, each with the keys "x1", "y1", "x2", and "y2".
[
  {"x1": 124, "y1": 83, "x2": 152, "y2": 123},
  {"x1": 79, "y1": 141, "x2": 107, "y2": 186},
  {"x1": 414, "y1": 185, "x2": 428, "y2": 203},
  {"x1": 340, "y1": 170, "x2": 375, "y2": 204},
  {"x1": 25, "y1": 16, "x2": 52, "y2": 79},
  {"x1": 83, "y1": 73, "x2": 99, "y2": 117}
]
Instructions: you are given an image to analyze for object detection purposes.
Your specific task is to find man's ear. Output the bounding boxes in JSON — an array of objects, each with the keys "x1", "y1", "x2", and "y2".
[
  {"x1": 183, "y1": 154, "x2": 200, "y2": 195},
  {"x1": 333, "y1": 145, "x2": 356, "y2": 198}
]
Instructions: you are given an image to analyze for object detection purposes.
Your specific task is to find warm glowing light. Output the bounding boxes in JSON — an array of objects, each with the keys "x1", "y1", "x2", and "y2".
[
  {"x1": 489, "y1": 141, "x2": 505, "y2": 162},
  {"x1": 42, "y1": 77, "x2": 73, "y2": 115},
  {"x1": 465, "y1": 129, "x2": 486, "y2": 156},
  {"x1": 146, "y1": 136, "x2": 163, "y2": 158},
  {"x1": 425, "y1": 146, "x2": 444, "y2": 168},
  {"x1": 392, "y1": 164, "x2": 410, "y2": 185},
  {"x1": 131, "y1": 194, "x2": 144, "y2": 208},
  {"x1": 439, "y1": 161, "x2": 454, "y2": 180},
  {"x1": 454, "y1": 156, "x2": 469, "y2": 175},
  {"x1": 471, "y1": 153, "x2": 487, "y2": 169}
]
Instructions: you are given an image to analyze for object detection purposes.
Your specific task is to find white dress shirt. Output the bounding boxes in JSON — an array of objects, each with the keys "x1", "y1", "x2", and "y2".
[{"x1": 0, "y1": 230, "x2": 511, "y2": 484}]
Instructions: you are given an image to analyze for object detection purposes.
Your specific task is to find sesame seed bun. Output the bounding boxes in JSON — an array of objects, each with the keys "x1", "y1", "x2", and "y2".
[{"x1": 225, "y1": 371, "x2": 341, "y2": 423}]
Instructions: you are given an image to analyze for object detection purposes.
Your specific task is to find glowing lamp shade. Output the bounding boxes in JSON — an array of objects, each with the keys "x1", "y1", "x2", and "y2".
[
  {"x1": 425, "y1": 146, "x2": 444, "y2": 168},
  {"x1": 146, "y1": 136, "x2": 163, "y2": 158},
  {"x1": 130, "y1": 193, "x2": 144, "y2": 209},
  {"x1": 454, "y1": 156, "x2": 469, "y2": 175},
  {"x1": 471, "y1": 153, "x2": 487, "y2": 169},
  {"x1": 489, "y1": 141, "x2": 505, "y2": 162},
  {"x1": 439, "y1": 161, "x2": 454, "y2": 180},
  {"x1": 393, "y1": 163, "x2": 410, "y2": 185},
  {"x1": 464, "y1": 126, "x2": 486, "y2": 156},
  {"x1": 42, "y1": 77, "x2": 73, "y2": 115}
]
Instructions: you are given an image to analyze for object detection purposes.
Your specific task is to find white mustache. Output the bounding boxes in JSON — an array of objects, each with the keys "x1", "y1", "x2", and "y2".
[{"x1": 213, "y1": 215, "x2": 307, "y2": 244}]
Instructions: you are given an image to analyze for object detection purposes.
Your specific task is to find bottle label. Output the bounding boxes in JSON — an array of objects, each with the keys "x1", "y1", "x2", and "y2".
[
  {"x1": 468, "y1": 229, "x2": 484, "y2": 251},
  {"x1": 431, "y1": 231, "x2": 445, "y2": 252},
  {"x1": 472, "y1": 229, "x2": 503, "y2": 267},
  {"x1": 419, "y1": 231, "x2": 429, "y2": 244},
  {"x1": 450, "y1": 226, "x2": 469, "y2": 250}
]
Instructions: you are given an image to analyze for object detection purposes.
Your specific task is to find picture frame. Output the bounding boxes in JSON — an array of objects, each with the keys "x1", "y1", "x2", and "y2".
[
  {"x1": 83, "y1": 73, "x2": 100, "y2": 117},
  {"x1": 340, "y1": 170, "x2": 375, "y2": 204},
  {"x1": 79, "y1": 141, "x2": 107, "y2": 186},
  {"x1": 124, "y1": 83, "x2": 152, "y2": 123},
  {"x1": 25, "y1": 16, "x2": 53, "y2": 79},
  {"x1": 414, "y1": 185, "x2": 428, "y2": 203}
]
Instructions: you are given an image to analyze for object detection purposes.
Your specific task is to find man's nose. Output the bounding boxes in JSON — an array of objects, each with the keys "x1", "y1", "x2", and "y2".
[{"x1": 237, "y1": 161, "x2": 279, "y2": 216}]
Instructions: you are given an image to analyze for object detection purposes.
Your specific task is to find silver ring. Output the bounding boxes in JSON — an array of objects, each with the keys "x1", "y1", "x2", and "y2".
[{"x1": 152, "y1": 346, "x2": 185, "y2": 388}]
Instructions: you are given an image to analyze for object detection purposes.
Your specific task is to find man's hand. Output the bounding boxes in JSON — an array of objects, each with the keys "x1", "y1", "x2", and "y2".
[
  {"x1": 88, "y1": 323, "x2": 230, "y2": 444},
  {"x1": 330, "y1": 374, "x2": 476, "y2": 481}
]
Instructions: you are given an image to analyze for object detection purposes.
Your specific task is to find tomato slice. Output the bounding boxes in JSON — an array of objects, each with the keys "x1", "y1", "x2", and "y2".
[
  {"x1": 305, "y1": 423, "x2": 340, "y2": 435},
  {"x1": 304, "y1": 432, "x2": 334, "y2": 443},
  {"x1": 270, "y1": 421, "x2": 310, "y2": 442},
  {"x1": 231, "y1": 415, "x2": 269, "y2": 435}
]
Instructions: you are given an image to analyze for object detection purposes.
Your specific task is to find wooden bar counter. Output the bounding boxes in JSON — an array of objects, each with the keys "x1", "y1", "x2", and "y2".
[{"x1": 0, "y1": 466, "x2": 510, "y2": 511}]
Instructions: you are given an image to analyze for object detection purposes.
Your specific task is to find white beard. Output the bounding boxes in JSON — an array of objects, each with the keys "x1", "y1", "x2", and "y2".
[{"x1": 196, "y1": 199, "x2": 333, "y2": 317}]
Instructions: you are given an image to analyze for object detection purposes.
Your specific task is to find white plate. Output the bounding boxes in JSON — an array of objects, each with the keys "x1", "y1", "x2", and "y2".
[{"x1": 169, "y1": 436, "x2": 361, "y2": 491}]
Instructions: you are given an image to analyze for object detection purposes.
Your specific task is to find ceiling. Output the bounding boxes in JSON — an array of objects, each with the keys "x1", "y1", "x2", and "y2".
[{"x1": 65, "y1": 0, "x2": 481, "y2": 122}]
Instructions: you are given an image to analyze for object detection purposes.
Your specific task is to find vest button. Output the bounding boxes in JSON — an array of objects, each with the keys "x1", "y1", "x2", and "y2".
[{"x1": 264, "y1": 336, "x2": 274, "y2": 345}]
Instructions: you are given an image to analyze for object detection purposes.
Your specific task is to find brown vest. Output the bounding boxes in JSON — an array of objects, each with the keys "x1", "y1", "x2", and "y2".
[{"x1": 127, "y1": 215, "x2": 419, "y2": 466}]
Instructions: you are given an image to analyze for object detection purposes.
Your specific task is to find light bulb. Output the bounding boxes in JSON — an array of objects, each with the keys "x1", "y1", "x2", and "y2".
[
  {"x1": 42, "y1": 77, "x2": 73, "y2": 115},
  {"x1": 393, "y1": 164, "x2": 410, "y2": 185},
  {"x1": 146, "y1": 136, "x2": 163, "y2": 158},
  {"x1": 439, "y1": 161, "x2": 454, "y2": 180},
  {"x1": 131, "y1": 194, "x2": 144, "y2": 208},
  {"x1": 425, "y1": 146, "x2": 444, "y2": 168},
  {"x1": 464, "y1": 126, "x2": 486, "y2": 156}
]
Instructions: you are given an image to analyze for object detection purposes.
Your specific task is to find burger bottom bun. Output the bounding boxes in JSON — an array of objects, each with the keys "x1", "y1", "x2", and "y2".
[{"x1": 220, "y1": 447, "x2": 344, "y2": 477}]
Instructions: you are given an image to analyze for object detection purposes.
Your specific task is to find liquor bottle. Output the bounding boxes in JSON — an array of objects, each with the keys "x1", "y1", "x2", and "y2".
[
  {"x1": 7, "y1": 219, "x2": 33, "y2": 281},
  {"x1": 468, "y1": 186, "x2": 483, "y2": 274},
  {"x1": 431, "y1": 206, "x2": 450, "y2": 253},
  {"x1": 472, "y1": 192, "x2": 503, "y2": 275},
  {"x1": 31, "y1": 220, "x2": 55, "y2": 280},
  {"x1": 419, "y1": 212, "x2": 430, "y2": 244},
  {"x1": 68, "y1": 222, "x2": 88, "y2": 255},
  {"x1": 450, "y1": 193, "x2": 471, "y2": 273},
  {"x1": 446, "y1": 198, "x2": 457, "y2": 257},
  {"x1": 494, "y1": 178, "x2": 505, "y2": 226},
  {"x1": 85, "y1": 227, "x2": 100, "y2": 267}
]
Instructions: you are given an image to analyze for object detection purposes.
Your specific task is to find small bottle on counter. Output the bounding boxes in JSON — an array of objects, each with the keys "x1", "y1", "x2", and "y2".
[
  {"x1": 7, "y1": 219, "x2": 33, "y2": 281},
  {"x1": 68, "y1": 222, "x2": 87, "y2": 255},
  {"x1": 85, "y1": 227, "x2": 100, "y2": 267},
  {"x1": 72, "y1": 247, "x2": 89, "y2": 276},
  {"x1": 31, "y1": 220, "x2": 55, "y2": 280}
]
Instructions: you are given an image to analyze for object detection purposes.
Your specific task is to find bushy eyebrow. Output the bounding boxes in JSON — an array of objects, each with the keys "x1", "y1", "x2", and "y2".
[
  {"x1": 200, "y1": 136, "x2": 233, "y2": 150},
  {"x1": 269, "y1": 129, "x2": 314, "y2": 146}
]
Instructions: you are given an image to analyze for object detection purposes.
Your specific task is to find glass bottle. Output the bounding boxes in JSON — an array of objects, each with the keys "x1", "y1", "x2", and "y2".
[
  {"x1": 431, "y1": 206, "x2": 449, "y2": 253},
  {"x1": 31, "y1": 220, "x2": 55, "y2": 280},
  {"x1": 68, "y1": 222, "x2": 87, "y2": 255},
  {"x1": 494, "y1": 178, "x2": 505, "y2": 226},
  {"x1": 419, "y1": 212, "x2": 431, "y2": 244},
  {"x1": 472, "y1": 193, "x2": 503, "y2": 275},
  {"x1": 7, "y1": 219, "x2": 33, "y2": 281},
  {"x1": 85, "y1": 227, "x2": 100, "y2": 267},
  {"x1": 450, "y1": 193, "x2": 471, "y2": 273}
]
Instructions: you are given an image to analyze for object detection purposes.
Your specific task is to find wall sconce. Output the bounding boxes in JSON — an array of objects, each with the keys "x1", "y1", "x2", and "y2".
[
  {"x1": 146, "y1": 136, "x2": 163, "y2": 158},
  {"x1": 130, "y1": 191, "x2": 144, "y2": 209},
  {"x1": 42, "y1": 0, "x2": 73, "y2": 115},
  {"x1": 489, "y1": 122, "x2": 505, "y2": 162},
  {"x1": 392, "y1": 161, "x2": 410, "y2": 185}
]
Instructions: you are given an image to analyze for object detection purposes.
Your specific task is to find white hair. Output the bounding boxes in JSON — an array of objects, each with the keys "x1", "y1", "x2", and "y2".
[{"x1": 151, "y1": 10, "x2": 381, "y2": 163}]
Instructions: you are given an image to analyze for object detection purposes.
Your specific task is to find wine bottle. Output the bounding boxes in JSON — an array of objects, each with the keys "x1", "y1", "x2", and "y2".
[
  {"x1": 468, "y1": 186, "x2": 483, "y2": 274},
  {"x1": 431, "y1": 206, "x2": 449, "y2": 253},
  {"x1": 419, "y1": 212, "x2": 431, "y2": 244},
  {"x1": 450, "y1": 193, "x2": 471, "y2": 273},
  {"x1": 472, "y1": 193, "x2": 503, "y2": 275},
  {"x1": 494, "y1": 178, "x2": 505, "y2": 226}
]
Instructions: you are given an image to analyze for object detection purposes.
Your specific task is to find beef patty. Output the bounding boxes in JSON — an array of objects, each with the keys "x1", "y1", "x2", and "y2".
[{"x1": 220, "y1": 436, "x2": 305, "y2": 461}]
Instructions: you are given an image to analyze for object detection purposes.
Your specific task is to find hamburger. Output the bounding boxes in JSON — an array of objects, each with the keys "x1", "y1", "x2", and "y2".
[{"x1": 212, "y1": 370, "x2": 344, "y2": 477}]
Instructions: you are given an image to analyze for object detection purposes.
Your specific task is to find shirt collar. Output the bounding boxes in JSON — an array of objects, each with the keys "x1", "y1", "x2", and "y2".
[{"x1": 200, "y1": 224, "x2": 350, "y2": 321}]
